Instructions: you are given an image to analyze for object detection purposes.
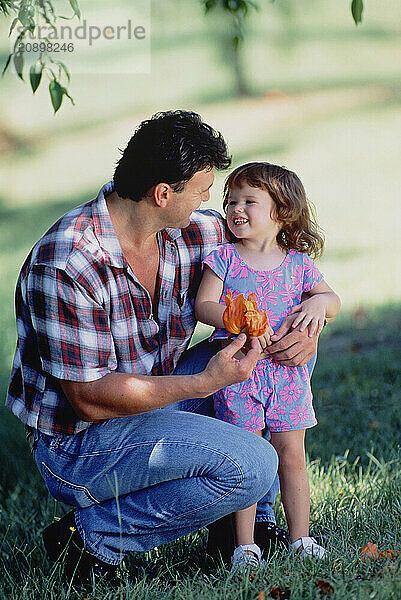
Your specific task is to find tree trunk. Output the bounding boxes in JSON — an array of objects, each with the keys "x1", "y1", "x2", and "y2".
[{"x1": 231, "y1": 41, "x2": 250, "y2": 96}]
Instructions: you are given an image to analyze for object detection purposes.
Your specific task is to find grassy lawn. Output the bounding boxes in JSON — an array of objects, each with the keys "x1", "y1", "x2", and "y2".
[{"x1": 0, "y1": 304, "x2": 400, "y2": 599}]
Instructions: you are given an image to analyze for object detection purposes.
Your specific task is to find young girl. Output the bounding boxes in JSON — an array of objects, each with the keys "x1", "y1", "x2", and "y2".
[{"x1": 195, "y1": 162, "x2": 340, "y2": 571}]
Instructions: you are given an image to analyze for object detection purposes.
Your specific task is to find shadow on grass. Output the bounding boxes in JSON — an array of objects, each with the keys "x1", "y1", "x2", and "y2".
[{"x1": 308, "y1": 303, "x2": 401, "y2": 464}]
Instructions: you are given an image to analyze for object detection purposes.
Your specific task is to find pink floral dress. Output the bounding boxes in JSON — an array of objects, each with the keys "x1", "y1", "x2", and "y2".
[{"x1": 203, "y1": 244, "x2": 323, "y2": 432}]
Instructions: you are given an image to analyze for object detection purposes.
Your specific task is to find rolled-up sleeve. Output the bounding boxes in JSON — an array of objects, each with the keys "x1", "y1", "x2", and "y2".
[{"x1": 26, "y1": 265, "x2": 117, "y2": 382}]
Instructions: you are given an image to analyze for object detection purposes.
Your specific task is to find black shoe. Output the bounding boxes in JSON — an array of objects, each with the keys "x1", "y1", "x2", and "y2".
[
  {"x1": 42, "y1": 511, "x2": 122, "y2": 587},
  {"x1": 254, "y1": 521, "x2": 290, "y2": 558},
  {"x1": 206, "y1": 514, "x2": 235, "y2": 564}
]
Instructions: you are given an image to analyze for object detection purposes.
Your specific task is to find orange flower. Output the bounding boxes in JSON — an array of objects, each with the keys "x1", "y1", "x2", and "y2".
[
  {"x1": 222, "y1": 292, "x2": 247, "y2": 335},
  {"x1": 244, "y1": 293, "x2": 269, "y2": 337},
  {"x1": 223, "y1": 291, "x2": 269, "y2": 337}
]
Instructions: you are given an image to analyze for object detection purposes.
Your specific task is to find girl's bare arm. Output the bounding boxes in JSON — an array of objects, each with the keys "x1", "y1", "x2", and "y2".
[
  {"x1": 289, "y1": 279, "x2": 341, "y2": 336},
  {"x1": 194, "y1": 265, "x2": 226, "y2": 328}
]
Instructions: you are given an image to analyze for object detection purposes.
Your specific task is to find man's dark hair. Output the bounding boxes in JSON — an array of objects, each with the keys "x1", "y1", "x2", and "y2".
[{"x1": 113, "y1": 110, "x2": 231, "y2": 201}]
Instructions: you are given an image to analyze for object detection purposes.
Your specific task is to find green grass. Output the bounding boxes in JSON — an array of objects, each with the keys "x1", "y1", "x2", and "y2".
[{"x1": 0, "y1": 304, "x2": 400, "y2": 599}]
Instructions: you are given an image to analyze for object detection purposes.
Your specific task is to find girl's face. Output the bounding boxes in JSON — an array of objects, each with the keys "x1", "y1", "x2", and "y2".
[{"x1": 226, "y1": 182, "x2": 281, "y2": 241}]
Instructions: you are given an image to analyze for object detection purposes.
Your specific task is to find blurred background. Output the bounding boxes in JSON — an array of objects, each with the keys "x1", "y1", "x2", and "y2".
[{"x1": 0, "y1": 0, "x2": 400, "y2": 461}]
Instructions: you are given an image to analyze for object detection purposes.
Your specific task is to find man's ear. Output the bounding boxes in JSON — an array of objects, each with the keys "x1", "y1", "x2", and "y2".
[{"x1": 153, "y1": 182, "x2": 173, "y2": 208}]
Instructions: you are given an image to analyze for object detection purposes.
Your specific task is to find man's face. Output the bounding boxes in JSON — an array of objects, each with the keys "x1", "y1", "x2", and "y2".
[{"x1": 170, "y1": 168, "x2": 215, "y2": 227}]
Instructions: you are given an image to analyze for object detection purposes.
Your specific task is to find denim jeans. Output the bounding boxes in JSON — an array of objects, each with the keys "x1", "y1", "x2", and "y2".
[{"x1": 33, "y1": 342, "x2": 279, "y2": 564}]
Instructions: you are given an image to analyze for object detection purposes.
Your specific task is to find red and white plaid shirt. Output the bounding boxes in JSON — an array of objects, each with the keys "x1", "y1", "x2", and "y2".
[{"x1": 6, "y1": 182, "x2": 226, "y2": 435}]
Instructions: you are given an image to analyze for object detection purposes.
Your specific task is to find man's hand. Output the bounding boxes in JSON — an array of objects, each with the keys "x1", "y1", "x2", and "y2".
[
  {"x1": 203, "y1": 333, "x2": 261, "y2": 393},
  {"x1": 263, "y1": 313, "x2": 318, "y2": 366}
]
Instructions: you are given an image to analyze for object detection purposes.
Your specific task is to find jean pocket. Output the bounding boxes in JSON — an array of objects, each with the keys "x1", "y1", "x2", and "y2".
[{"x1": 40, "y1": 461, "x2": 100, "y2": 508}]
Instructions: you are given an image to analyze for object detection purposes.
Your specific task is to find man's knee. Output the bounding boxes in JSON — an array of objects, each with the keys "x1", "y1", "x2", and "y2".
[{"x1": 238, "y1": 433, "x2": 279, "y2": 505}]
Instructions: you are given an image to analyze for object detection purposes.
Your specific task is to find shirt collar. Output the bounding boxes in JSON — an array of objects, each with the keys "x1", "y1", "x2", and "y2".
[{"x1": 92, "y1": 182, "x2": 182, "y2": 267}]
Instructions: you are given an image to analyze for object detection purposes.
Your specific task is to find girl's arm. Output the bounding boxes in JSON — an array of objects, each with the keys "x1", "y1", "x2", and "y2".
[
  {"x1": 195, "y1": 265, "x2": 225, "y2": 328},
  {"x1": 289, "y1": 279, "x2": 341, "y2": 337}
]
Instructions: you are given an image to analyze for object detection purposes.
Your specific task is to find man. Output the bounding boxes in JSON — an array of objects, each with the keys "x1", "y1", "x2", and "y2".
[{"x1": 6, "y1": 111, "x2": 318, "y2": 585}]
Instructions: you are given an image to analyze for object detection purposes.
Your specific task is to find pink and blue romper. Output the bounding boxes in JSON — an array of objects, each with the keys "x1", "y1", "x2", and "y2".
[{"x1": 203, "y1": 244, "x2": 323, "y2": 433}]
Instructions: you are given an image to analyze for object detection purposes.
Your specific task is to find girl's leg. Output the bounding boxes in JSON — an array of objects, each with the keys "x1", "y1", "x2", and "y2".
[
  {"x1": 234, "y1": 504, "x2": 258, "y2": 547},
  {"x1": 269, "y1": 430, "x2": 309, "y2": 543},
  {"x1": 234, "y1": 431, "x2": 263, "y2": 552}
]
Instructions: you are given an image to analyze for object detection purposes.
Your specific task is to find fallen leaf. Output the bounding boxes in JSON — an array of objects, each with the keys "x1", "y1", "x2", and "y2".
[
  {"x1": 360, "y1": 542, "x2": 380, "y2": 560},
  {"x1": 360, "y1": 543, "x2": 400, "y2": 561},
  {"x1": 315, "y1": 579, "x2": 334, "y2": 595},
  {"x1": 379, "y1": 549, "x2": 398, "y2": 559},
  {"x1": 270, "y1": 586, "x2": 290, "y2": 599},
  {"x1": 257, "y1": 592, "x2": 266, "y2": 600}
]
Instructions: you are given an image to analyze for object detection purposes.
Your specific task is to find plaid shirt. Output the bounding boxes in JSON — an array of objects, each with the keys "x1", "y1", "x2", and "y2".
[{"x1": 6, "y1": 182, "x2": 226, "y2": 436}]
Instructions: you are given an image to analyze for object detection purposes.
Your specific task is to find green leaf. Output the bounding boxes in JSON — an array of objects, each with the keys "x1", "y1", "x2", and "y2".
[
  {"x1": 223, "y1": 0, "x2": 251, "y2": 13},
  {"x1": 9, "y1": 17, "x2": 19, "y2": 37},
  {"x1": 204, "y1": 0, "x2": 217, "y2": 13},
  {"x1": 58, "y1": 61, "x2": 71, "y2": 83},
  {"x1": 351, "y1": 0, "x2": 363, "y2": 25},
  {"x1": 63, "y1": 89, "x2": 75, "y2": 106},
  {"x1": 49, "y1": 79, "x2": 64, "y2": 113},
  {"x1": 69, "y1": 0, "x2": 81, "y2": 19},
  {"x1": 2, "y1": 53, "x2": 12, "y2": 77},
  {"x1": 0, "y1": 0, "x2": 14, "y2": 17},
  {"x1": 49, "y1": 79, "x2": 75, "y2": 113},
  {"x1": 13, "y1": 51, "x2": 24, "y2": 81},
  {"x1": 29, "y1": 61, "x2": 43, "y2": 93},
  {"x1": 224, "y1": 0, "x2": 241, "y2": 11}
]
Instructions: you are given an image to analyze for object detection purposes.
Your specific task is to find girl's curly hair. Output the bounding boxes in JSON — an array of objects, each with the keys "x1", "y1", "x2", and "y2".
[{"x1": 223, "y1": 162, "x2": 324, "y2": 259}]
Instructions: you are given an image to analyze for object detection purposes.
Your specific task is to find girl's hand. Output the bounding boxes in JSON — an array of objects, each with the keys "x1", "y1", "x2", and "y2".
[
  {"x1": 254, "y1": 324, "x2": 274, "y2": 352},
  {"x1": 289, "y1": 296, "x2": 326, "y2": 337},
  {"x1": 234, "y1": 324, "x2": 274, "y2": 356}
]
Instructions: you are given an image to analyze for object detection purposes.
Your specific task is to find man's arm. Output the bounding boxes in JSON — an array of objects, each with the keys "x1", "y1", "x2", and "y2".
[{"x1": 61, "y1": 334, "x2": 261, "y2": 421}]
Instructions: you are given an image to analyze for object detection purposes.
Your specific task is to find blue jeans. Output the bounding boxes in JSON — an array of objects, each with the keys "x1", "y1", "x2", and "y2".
[{"x1": 33, "y1": 345, "x2": 279, "y2": 564}]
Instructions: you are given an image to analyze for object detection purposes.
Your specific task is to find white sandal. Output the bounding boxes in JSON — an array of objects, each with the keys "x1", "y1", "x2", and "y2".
[
  {"x1": 291, "y1": 536, "x2": 326, "y2": 559},
  {"x1": 230, "y1": 543, "x2": 265, "y2": 572}
]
